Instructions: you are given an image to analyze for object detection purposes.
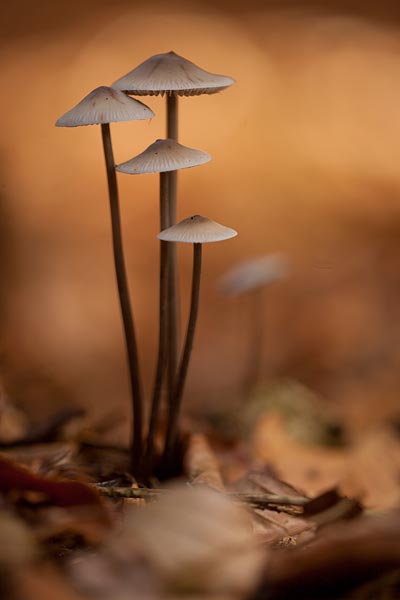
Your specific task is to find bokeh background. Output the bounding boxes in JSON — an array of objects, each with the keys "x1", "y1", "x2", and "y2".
[{"x1": 1, "y1": 0, "x2": 400, "y2": 436}]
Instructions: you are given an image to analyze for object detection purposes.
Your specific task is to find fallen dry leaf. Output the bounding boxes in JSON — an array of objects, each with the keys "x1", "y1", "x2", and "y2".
[
  {"x1": 262, "y1": 512, "x2": 400, "y2": 599},
  {"x1": 0, "y1": 454, "x2": 106, "y2": 510},
  {"x1": 252, "y1": 507, "x2": 314, "y2": 545},
  {"x1": 252, "y1": 414, "x2": 400, "y2": 509},
  {"x1": 184, "y1": 433, "x2": 225, "y2": 490},
  {"x1": 252, "y1": 413, "x2": 347, "y2": 495},
  {"x1": 1, "y1": 442, "x2": 78, "y2": 476},
  {"x1": 0, "y1": 454, "x2": 111, "y2": 553},
  {"x1": 341, "y1": 428, "x2": 400, "y2": 508}
]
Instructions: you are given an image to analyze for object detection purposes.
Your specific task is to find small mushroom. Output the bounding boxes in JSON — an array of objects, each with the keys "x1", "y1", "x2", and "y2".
[
  {"x1": 117, "y1": 140, "x2": 211, "y2": 460},
  {"x1": 113, "y1": 53, "x2": 235, "y2": 413},
  {"x1": 112, "y1": 51, "x2": 235, "y2": 97},
  {"x1": 220, "y1": 254, "x2": 289, "y2": 298},
  {"x1": 116, "y1": 138, "x2": 211, "y2": 175},
  {"x1": 158, "y1": 215, "x2": 237, "y2": 466},
  {"x1": 56, "y1": 86, "x2": 154, "y2": 472},
  {"x1": 219, "y1": 254, "x2": 289, "y2": 396},
  {"x1": 55, "y1": 86, "x2": 152, "y2": 126}
]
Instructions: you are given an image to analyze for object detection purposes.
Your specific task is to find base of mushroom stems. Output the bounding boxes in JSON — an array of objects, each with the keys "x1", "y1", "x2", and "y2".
[{"x1": 133, "y1": 431, "x2": 189, "y2": 483}]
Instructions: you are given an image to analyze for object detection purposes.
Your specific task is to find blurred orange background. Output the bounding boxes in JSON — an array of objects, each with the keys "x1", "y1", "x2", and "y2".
[{"x1": 1, "y1": 0, "x2": 400, "y2": 431}]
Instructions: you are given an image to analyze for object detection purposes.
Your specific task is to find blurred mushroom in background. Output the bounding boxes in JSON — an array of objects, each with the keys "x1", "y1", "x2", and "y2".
[{"x1": 219, "y1": 253, "x2": 289, "y2": 398}]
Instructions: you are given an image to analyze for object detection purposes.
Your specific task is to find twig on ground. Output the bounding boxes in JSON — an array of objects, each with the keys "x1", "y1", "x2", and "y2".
[{"x1": 94, "y1": 484, "x2": 309, "y2": 509}]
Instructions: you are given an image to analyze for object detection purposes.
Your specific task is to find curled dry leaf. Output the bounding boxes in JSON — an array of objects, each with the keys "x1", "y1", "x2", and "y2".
[
  {"x1": 184, "y1": 433, "x2": 225, "y2": 490},
  {"x1": 241, "y1": 467, "x2": 308, "y2": 498},
  {"x1": 109, "y1": 485, "x2": 266, "y2": 597},
  {"x1": 231, "y1": 468, "x2": 362, "y2": 546},
  {"x1": 0, "y1": 455, "x2": 103, "y2": 508},
  {"x1": 232, "y1": 467, "x2": 313, "y2": 545},
  {"x1": 0, "y1": 455, "x2": 110, "y2": 552},
  {"x1": 1, "y1": 442, "x2": 78, "y2": 475}
]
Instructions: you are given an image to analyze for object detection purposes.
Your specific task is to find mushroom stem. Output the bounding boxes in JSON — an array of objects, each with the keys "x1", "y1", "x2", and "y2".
[
  {"x1": 163, "y1": 242, "x2": 202, "y2": 462},
  {"x1": 167, "y1": 93, "x2": 178, "y2": 140},
  {"x1": 242, "y1": 288, "x2": 264, "y2": 397},
  {"x1": 166, "y1": 93, "x2": 180, "y2": 432},
  {"x1": 101, "y1": 123, "x2": 143, "y2": 471},
  {"x1": 146, "y1": 172, "x2": 170, "y2": 459}
]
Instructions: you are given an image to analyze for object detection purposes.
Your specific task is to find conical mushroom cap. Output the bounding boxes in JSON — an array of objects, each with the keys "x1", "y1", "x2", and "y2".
[
  {"x1": 219, "y1": 253, "x2": 289, "y2": 296},
  {"x1": 158, "y1": 215, "x2": 237, "y2": 244},
  {"x1": 55, "y1": 86, "x2": 154, "y2": 127},
  {"x1": 116, "y1": 139, "x2": 211, "y2": 174},
  {"x1": 112, "y1": 51, "x2": 235, "y2": 97}
]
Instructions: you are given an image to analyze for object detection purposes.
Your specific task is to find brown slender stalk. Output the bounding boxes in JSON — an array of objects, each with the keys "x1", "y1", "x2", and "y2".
[
  {"x1": 167, "y1": 93, "x2": 178, "y2": 140},
  {"x1": 146, "y1": 172, "x2": 169, "y2": 459},
  {"x1": 163, "y1": 243, "x2": 202, "y2": 463},
  {"x1": 166, "y1": 93, "x2": 179, "y2": 410},
  {"x1": 101, "y1": 123, "x2": 143, "y2": 472}
]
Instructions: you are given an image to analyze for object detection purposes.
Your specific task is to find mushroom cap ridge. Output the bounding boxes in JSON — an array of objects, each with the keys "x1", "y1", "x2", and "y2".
[
  {"x1": 158, "y1": 215, "x2": 238, "y2": 244},
  {"x1": 56, "y1": 86, "x2": 154, "y2": 127},
  {"x1": 112, "y1": 51, "x2": 235, "y2": 97}
]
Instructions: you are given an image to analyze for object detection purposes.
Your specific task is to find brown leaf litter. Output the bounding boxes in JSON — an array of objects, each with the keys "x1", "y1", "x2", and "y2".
[{"x1": 0, "y1": 387, "x2": 399, "y2": 599}]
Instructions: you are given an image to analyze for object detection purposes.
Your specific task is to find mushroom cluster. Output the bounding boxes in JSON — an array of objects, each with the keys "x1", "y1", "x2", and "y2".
[{"x1": 56, "y1": 52, "x2": 236, "y2": 478}]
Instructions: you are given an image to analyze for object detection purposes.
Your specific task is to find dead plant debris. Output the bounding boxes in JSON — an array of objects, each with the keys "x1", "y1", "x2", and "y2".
[{"x1": 0, "y1": 389, "x2": 399, "y2": 600}]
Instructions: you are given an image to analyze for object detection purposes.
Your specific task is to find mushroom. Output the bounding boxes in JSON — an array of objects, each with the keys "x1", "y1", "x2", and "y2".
[
  {"x1": 157, "y1": 215, "x2": 237, "y2": 466},
  {"x1": 112, "y1": 51, "x2": 236, "y2": 98},
  {"x1": 116, "y1": 138, "x2": 211, "y2": 174},
  {"x1": 116, "y1": 140, "x2": 211, "y2": 460},
  {"x1": 113, "y1": 52, "x2": 235, "y2": 413},
  {"x1": 56, "y1": 86, "x2": 154, "y2": 472},
  {"x1": 219, "y1": 253, "x2": 289, "y2": 397}
]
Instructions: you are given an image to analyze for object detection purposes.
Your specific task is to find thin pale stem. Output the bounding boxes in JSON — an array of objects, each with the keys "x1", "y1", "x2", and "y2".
[
  {"x1": 146, "y1": 172, "x2": 169, "y2": 459},
  {"x1": 101, "y1": 123, "x2": 143, "y2": 472},
  {"x1": 166, "y1": 93, "x2": 179, "y2": 416},
  {"x1": 163, "y1": 243, "x2": 202, "y2": 463},
  {"x1": 242, "y1": 288, "x2": 264, "y2": 397}
]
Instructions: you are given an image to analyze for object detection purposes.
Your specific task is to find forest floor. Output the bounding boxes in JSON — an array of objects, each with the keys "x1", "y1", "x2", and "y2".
[{"x1": 0, "y1": 378, "x2": 399, "y2": 600}]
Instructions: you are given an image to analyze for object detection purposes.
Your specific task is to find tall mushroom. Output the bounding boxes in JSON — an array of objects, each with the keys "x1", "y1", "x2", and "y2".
[
  {"x1": 157, "y1": 215, "x2": 237, "y2": 466},
  {"x1": 113, "y1": 52, "x2": 235, "y2": 414},
  {"x1": 116, "y1": 139, "x2": 211, "y2": 459},
  {"x1": 56, "y1": 86, "x2": 154, "y2": 472}
]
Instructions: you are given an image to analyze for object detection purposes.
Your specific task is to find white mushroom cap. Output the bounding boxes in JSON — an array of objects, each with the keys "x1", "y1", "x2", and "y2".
[
  {"x1": 116, "y1": 139, "x2": 211, "y2": 174},
  {"x1": 55, "y1": 86, "x2": 154, "y2": 127},
  {"x1": 112, "y1": 51, "x2": 235, "y2": 97},
  {"x1": 220, "y1": 253, "x2": 289, "y2": 296},
  {"x1": 158, "y1": 215, "x2": 237, "y2": 244}
]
